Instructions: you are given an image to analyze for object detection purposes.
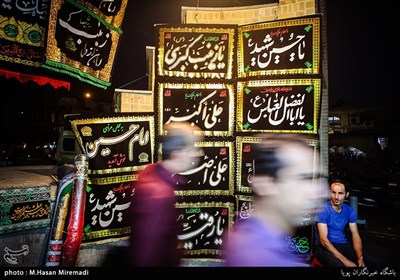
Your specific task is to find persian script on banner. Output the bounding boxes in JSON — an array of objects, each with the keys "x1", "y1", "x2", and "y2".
[
  {"x1": 0, "y1": 0, "x2": 49, "y2": 66},
  {"x1": 43, "y1": 0, "x2": 127, "y2": 89},
  {"x1": 69, "y1": 114, "x2": 155, "y2": 244}
]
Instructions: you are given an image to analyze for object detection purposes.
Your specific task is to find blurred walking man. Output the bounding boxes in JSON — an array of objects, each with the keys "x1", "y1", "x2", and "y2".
[
  {"x1": 224, "y1": 134, "x2": 328, "y2": 266},
  {"x1": 128, "y1": 122, "x2": 203, "y2": 267}
]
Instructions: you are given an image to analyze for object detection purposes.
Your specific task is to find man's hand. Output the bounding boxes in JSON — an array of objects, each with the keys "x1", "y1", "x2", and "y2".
[
  {"x1": 357, "y1": 257, "x2": 365, "y2": 267},
  {"x1": 342, "y1": 258, "x2": 357, "y2": 267}
]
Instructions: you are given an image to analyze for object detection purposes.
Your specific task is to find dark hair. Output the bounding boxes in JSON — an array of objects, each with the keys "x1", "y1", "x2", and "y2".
[
  {"x1": 329, "y1": 178, "x2": 350, "y2": 193},
  {"x1": 254, "y1": 145, "x2": 284, "y2": 179},
  {"x1": 161, "y1": 130, "x2": 190, "y2": 160},
  {"x1": 253, "y1": 134, "x2": 313, "y2": 179}
]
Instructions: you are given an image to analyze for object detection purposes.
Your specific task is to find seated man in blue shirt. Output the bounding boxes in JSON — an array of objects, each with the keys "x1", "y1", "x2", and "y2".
[{"x1": 314, "y1": 178, "x2": 374, "y2": 267}]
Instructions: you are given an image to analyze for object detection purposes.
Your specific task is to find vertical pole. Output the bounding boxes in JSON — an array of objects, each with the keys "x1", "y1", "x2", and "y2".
[
  {"x1": 349, "y1": 195, "x2": 358, "y2": 218},
  {"x1": 61, "y1": 154, "x2": 88, "y2": 267}
]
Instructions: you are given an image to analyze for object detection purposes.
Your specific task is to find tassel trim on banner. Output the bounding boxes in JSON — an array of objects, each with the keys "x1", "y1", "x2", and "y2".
[{"x1": 0, "y1": 69, "x2": 71, "y2": 90}]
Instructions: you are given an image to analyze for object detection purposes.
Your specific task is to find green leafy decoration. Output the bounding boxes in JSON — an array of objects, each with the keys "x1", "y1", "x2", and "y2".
[
  {"x1": 0, "y1": 202, "x2": 12, "y2": 213},
  {"x1": 305, "y1": 85, "x2": 314, "y2": 93},
  {"x1": 304, "y1": 24, "x2": 312, "y2": 32},
  {"x1": 305, "y1": 123, "x2": 314, "y2": 130},
  {"x1": 84, "y1": 224, "x2": 91, "y2": 233},
  {"x1": 0, "y1": 215, "x2": 12, "y2": 226}
]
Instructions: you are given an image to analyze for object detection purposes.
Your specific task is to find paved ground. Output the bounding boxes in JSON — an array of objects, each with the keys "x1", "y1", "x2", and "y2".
[{"x1": 0, "y1": 165, "x2": 57, "y2": 189}]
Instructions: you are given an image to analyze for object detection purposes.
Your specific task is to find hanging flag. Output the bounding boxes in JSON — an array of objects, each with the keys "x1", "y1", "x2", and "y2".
[
  {"x1": 43, "y1": 0, "x2": 127, "y2": 89},
  {"x1": 0, "y1": 0, "x2": 49, "y2": 66}
]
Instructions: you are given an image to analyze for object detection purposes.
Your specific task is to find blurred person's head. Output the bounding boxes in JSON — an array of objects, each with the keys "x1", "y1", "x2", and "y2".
[
  {"x1": 161, "y1": 122, "x2": 203, "y2": 174},
  {"x1": 328, "y1": 178, "x2": 349, "y2": 208},
  {"x1": 250, "y1": 134, "x2": 328, "y2": 233}
]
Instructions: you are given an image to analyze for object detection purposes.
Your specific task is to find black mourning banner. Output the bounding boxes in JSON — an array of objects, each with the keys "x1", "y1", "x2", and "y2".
[
  {"x1": 235, "y1": 136, "x2": 262, "y2": 193},
  {"x1": 173, "y1": 141, "x2": 235, "y2": 196},
  {"x1": 236, "y1": 136, "x2": 319, "y2": 193},
  {"x1": 157, "y1": 83, "x2": 235, "y2": 137},
  {"x1": 289, "y1": 224, "x2": 314, "y2": 259},
  {"x1": 81, "y1": 181, "x2": 134, "y2": 243},
  {"x1": 176, "y1": 201, "x2": 234, "y2": 260},
  {"x1": 0, "y1": 0, "x2": 48, "y2": 66},
  {"x1": 54, "y1": 1, "x2": 112, "y2": 71},
  {"x1": 44, "y1": 0, "x2": 125, "y2": 89},
  {"x1": 70, "y1": 115, "x2": 155, "y2": 182},
  {"x1": 237, "y1": 15, "x2": 321, "y2": 78},
  {"x1": 69, "y1": 115, "x2": 154, "y2": 244},
  {"x1": 237, "y1": 79, "x2": 321, "y2": 133},
  {"x1": 235, "y1": 194, "x2": 254, "y2": 222},
  {"x1": 155, "y1": 24, "x2": 237, "y2": 80}
]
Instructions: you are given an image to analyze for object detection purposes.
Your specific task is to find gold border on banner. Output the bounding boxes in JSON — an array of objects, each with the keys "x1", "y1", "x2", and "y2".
[
  {"x1": 175, "y1": 201, "x2": 234, "y2": 257},
  {"x1": 237, "y1": 15, "x2": 320, "y2": 78},
  {"x1": 236, "y1": 136, "x2": 320, "y2": 193},
  {"x1": 157, "y1": 82, "x2": 235, "y2": 137},
  {"x1": 156, "y1": 25, "x2": 236, "y2": 79},
  {"x1": 88, "y1": 174, "x2": 139, "y2": 185},
  {"x1": 70, "y1": 114, "x2": 155, "y2": 176},
  {"x1": 45, "y1": 0, "x2": 121, "y2": 83},
  {"x1": 236, "y1": 78, "x2": 321, "y2": 134},
  {"x1": 173, "y1": 141, "x2": 235, "y2": 196}
]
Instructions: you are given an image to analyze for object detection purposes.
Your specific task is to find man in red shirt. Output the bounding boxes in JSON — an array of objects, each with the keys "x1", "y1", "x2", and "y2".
[{"x1": 128, "y1": 122, "x2": 203, "y2": 267}]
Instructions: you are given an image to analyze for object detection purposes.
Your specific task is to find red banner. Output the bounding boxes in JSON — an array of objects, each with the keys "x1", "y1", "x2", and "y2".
[{"x1": 0, "y1": 69, "x2": 70, "y2": 90}]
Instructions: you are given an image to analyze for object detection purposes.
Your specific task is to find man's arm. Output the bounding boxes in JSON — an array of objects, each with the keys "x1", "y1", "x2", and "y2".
[
  {"x1": 317, "y1": 223, "x2": 357, "y2": 267},
  {"x1": 348, "y1": 222, "x2": 365, "y2": 267}
]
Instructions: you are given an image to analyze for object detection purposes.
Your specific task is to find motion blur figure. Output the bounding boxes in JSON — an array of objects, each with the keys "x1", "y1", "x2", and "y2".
[
  {"x1": 224, "y1": 134, "x2": 328, "y2": 266},
  {"x1": 128, "y1": 122, "x2": 203, "y2": 267}
]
